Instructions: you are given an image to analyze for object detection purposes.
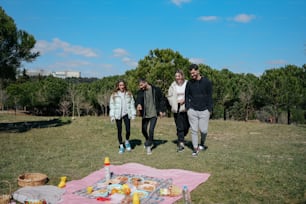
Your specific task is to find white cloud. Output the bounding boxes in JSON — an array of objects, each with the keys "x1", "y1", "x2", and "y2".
[
  {"x1": 189, "y1": 58, "x2": 204, "y2": 64},
  {"x1": 198, "y1": 16, "x2": 218, "y2": 22},
  {"x1": 232, "y1": 14, "x2": 256, "y2": 23},
  {"x1": 113, "y1": 48, "x2": 129, "y2": 57},
  {"x1": 122, "y1": 57, "x2": 138, "y2": 68},
  {"x1": 34, "y1": 38, "x2": 98, "y2": 57},
  {"x1": 171, "y1": 0, "x2": 192, "y2": 6},
  {"x1": 113, "y1": 48, "x2": 138, "y2": 68}
]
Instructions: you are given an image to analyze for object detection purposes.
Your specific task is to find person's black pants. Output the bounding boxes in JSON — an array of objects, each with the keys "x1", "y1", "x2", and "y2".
[
  {"x1": 173, "y1": 112, "x2": 189, "y2": 143},
  {"x1": 141, "y1": 117, "x2": 157, "y2": 147},
  {"x1": 115, "y1": 114, "x2": 130, "y2": 145}
]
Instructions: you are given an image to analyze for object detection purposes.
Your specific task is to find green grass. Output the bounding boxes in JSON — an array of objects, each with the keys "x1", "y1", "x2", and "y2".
[{"x1": 0, "y1": 113, "x2": 305, "y2": 203}]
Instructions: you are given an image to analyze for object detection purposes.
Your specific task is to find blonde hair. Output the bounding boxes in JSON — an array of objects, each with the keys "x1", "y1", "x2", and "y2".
[{"x1": 175, "y1": 69, "x2": 185, "y2": 80}]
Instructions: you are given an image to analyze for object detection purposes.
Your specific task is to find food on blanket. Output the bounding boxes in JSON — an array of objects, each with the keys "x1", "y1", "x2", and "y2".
[
  {"x1": 24, "y1": 200, "x2": 47, "y2": 204},
  {"x1": 132, "y1": 190, "x2": 148, "y2": 199},
  {"x1": 143, "y1": 180, "x2": 158, "y2": 186},
  {"x1": 86, "y1": 186, "x2": 93, "y2": 194},
  {"x1": 137, "y1": 183, "x2": 155, "y2": 192},
  {"x1": 120, "y1": 195, "x2": 132, "y2": 204},
  {"x1": 116, "y1": 176, "x2": 129, "y2": 184},
  {"x1": 106, "y1": 176, "x2": 129, "y2": 185},
  {"x1": 122, "y1": 184, "x2": 131, "y2": 195},
  {"x1": 106, "y1": 178, "x2": 121, "y2": 185},
  {"x1": 91, "y1": 188, "x2": 108, "y2": 197},
  {"x1": 111, "y1": 188, "x2": 119, "y2": 194},
  {"x1": 108, "y1": 184, "x2": 123, "y2": 194},
  {"x1": 159, "y1": 185, "x2": 181, "y2": 197},
  {"x1": 160, "y1": 188, "x2": 170, "y2": 196},
  {"x1": 169, "y1": 185, "x2": 182, "y2": 196},
  {"x1": 130, "y1": 177, "x2": 143, "y2": 187}
]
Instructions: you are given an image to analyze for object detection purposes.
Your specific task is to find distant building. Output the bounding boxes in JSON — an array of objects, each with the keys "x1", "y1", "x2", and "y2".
[
  {"x1": 26, "y1": 69, "x2": 81, "y2": 78},
  {"x1": 27, "y1": 69, "x2": 51, "y2": 77},
  {"x1": 52, "y1": 71, "x2": 81, "y2": 78}
]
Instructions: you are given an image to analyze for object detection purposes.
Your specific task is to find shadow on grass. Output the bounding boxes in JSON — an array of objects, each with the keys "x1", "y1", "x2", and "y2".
[
  {"x1": 152, "y1": 139, "x2": 168, "y2": 150},
  {"x1": 129, "y1": 139, "x2": 142, "y2": 150},
  {"x1": 171, "y1": 139, "x2": 193, "y2": 150},
  {"x1": 0, "y1": 118, "x2": 71, "y2": 133},
  {"x1": 129, "y1": 139, "x2": 168, "y2": 150}
]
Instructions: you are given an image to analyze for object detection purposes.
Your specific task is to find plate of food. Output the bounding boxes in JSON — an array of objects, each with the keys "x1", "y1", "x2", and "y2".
[
  {"x1": 91, "y1": 188, "x2": 109, "y2": 197},
  {"x1": 143, "y1": 180, "x2": 158, "y2": 187},
  {"x1": 129, "y1": 176, "x2": 143, "y2": 187},
  {"x1": 137, "y1": 183, "x2": 156, "y2": 192},
  {"x1": 115, "y1": 175, "x2": 129, "y2": 184},
  {"x1": 107, "y1": 184, "x2": 123, "y2": 194},
  {"x1": 131, "y1": 190, "x2": 149, "y2": 199}
]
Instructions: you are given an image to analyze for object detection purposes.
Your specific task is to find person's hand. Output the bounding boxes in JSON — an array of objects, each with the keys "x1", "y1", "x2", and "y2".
[
  {"x1": 111, "y1": 117, "x2": 115, "y2": 122},
  {"x1": 178, "y1": 99, "x2": 185, "y2": 105},
  {"x1": 137, "y1": 104, "x2": 142, "y2": 111},
  {"x1": 131, "y1": 116, "x2": 136, "y2": 120},
  {"x1": 159, "y1": 112, "x2": 165, "y2": 118}
]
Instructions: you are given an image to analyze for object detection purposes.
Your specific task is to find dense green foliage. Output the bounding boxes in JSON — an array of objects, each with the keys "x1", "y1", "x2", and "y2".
[
  {"x1": 2, "y1": 59, "x2": 305, "y2": 124},
  {"x1": 0, "y1": 7, "x2": 39, "y2": 87}
]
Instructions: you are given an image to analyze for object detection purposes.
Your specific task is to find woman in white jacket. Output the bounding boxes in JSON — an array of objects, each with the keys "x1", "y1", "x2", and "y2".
[
  {"x1": 109, "y1": 80, "x2": 136, "y2": 154},
  {"x1": 167, "y1": 70, "x2": 190, "y2": 152}
]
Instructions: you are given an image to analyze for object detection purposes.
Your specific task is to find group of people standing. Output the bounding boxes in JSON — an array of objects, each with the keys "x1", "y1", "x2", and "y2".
[{"x1": 109, "y1": 64, "x2": 213, "y2": 157}]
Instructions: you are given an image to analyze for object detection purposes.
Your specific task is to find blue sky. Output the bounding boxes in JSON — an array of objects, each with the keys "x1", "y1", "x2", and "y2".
[{"x1": 2, "y1": 0, "x2": 305, "y2": 78}]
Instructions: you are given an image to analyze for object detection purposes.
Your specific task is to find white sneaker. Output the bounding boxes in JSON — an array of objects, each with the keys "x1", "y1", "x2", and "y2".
[
  {"x1": 146, "y1": 146, "x2": 152, "y2": 155},
  {"x1": 125, "y1": 142, "x2": 131, "y2": 152},
  {"x1": 198, "y1": 145, "x2": 208, "y2": 150},
  {"x1": 192, "y1": 147, "x2": 199, "y2": 157},
  {"x1": 119, "y1": 145, "x2": 125, "y2": 154}
]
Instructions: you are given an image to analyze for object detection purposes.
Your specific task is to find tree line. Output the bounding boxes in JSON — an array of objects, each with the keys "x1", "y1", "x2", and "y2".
[
  {"x1": 0, "y1": 7, "x2": 305, "y2": 124},
  {"x1": 1, "y1": 49, "x2": 305, "y2": 124}
]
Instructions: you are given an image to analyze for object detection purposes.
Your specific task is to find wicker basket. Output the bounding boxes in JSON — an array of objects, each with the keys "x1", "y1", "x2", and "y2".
[
  {"x1": 18, "y1": 173, "x2": 48, "y2": 187},
  {"x1": 0, "y1": 180, "x2": 11, "y2": 204}
]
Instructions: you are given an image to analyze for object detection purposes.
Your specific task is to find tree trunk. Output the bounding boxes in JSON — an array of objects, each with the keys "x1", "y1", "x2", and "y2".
[{"x1": 287, "y1": 107, "x2": 291, "y2": 125}]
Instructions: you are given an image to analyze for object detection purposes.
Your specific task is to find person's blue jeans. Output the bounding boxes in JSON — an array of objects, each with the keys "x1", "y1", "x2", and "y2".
[{"x1": 141, "y1": 117, "x2": 157, "y2": 147}]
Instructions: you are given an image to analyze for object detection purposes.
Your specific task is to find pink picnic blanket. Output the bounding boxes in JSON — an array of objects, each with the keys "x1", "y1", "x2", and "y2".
[{"x1": 60, "y1": 163, "x2": 210, "y2": 204}]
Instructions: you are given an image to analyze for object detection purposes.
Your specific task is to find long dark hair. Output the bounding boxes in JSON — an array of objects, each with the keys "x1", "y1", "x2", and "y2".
[{"x1": 112, "y1": 79, "x2": 132, "y2": 96}]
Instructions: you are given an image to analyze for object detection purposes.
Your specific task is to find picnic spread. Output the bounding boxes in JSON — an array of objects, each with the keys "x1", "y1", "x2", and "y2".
[{"x1": 7, "y1": 162, "x2": 210, "y2": 204}]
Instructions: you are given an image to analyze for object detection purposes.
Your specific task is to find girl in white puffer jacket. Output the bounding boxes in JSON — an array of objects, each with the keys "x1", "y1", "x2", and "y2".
[{"x1": 109, "y1": 80, "x2": 136, "y2": 154}]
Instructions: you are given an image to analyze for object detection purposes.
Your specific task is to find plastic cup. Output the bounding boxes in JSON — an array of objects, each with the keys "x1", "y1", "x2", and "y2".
[
  {"x1": 60, "y1": 176, "x2": 67, "y2": 182},
  {"x1": 104, "y1": 157, "x2": 110, "y2": 165},
  {"x1": 87, "y1": 186, "x2": 93, "y2": 194}
]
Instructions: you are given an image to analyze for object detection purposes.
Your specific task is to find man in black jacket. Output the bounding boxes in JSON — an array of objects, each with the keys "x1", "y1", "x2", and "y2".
[
  {"x1": 136, "y1": 78, "x2": 166, "y2": 155},
  {"x1": 185, "y1": 64, "x2": 213, "y2": 157}
]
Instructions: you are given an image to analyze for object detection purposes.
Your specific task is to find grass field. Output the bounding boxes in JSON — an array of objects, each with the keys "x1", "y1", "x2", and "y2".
[{"x1": 0, "y1": 113, "x2": 305, "y2": 203}]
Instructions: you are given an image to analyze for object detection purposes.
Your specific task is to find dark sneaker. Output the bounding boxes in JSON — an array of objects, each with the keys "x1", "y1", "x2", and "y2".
[
  {"x1": 199, "y1": 145, "x2": 208, "y2": 151},
  {"x1": 192, "y1": 147, "x2": 199, "y2": 157}
]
